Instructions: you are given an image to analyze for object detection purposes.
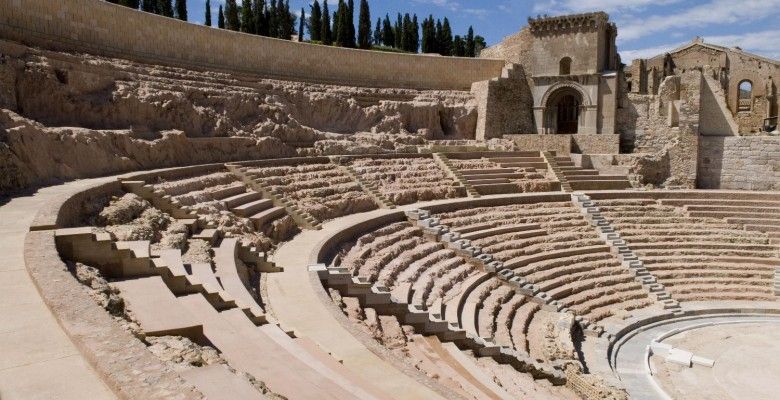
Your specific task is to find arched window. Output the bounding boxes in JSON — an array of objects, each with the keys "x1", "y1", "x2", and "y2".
[
  {"x1": 559, "y1": 57, "x2": 572, "y2": 75},
  {"x1": 738, "y1": 80, "x2": 753, "y2": 111}
]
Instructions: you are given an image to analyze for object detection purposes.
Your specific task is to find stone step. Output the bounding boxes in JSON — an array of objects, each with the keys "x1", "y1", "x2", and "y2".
[
  {"x1": 569, "y1": 180, "x2": 632, "y2": 191},
  {"x1": 232, "y1": 198, "x2": 274, "y2": 217},
  {"x1": 473, "y1": 183, "x2": 520, "y2": 195},
  {"x1": 222, "y1": 191, "x2": 264, "y2": 209},
  {"x1": 250, "y1": 206, "x2": 287, "y2": 229}
]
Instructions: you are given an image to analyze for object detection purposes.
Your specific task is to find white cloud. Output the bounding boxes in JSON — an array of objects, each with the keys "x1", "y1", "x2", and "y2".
[
  {"x1": 532, "y1": 0, "x2": 682, "y2": 14},
  {"x1": 618, "y1": 0, "x2": 780, "y2": 42},
  {"x1": 619, "y1": 42, "x2": 684, "y2": 63}
]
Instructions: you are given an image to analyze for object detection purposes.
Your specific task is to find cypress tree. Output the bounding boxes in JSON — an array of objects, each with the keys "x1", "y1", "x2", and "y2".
[
  {"x1": 357, "y1": 0, "x2": 371, "y2": 49},
  {"x1": 107, "y1": 0, "x2": 118, "y2": 4},
  {"x1": 158, "y1": 0, "x2": 173, "y2": 17},
  {"x1": 228, "y1": 0, "x2": 241, "y2": 30},
  {"x1": 435, "y1": 19, "x2": 443, "y2": 54},
  {"x1": 141, "y1": 0, "x2": 155, "y2": 13},
  {"x1": 241, "y1": 0, "x2": 253, "y2": 32},
  {"x1": 174, "y1": 0, "x2": 186, "y2": 20},
  {"x1": 474, "y1": 35, "x2": 486, "y2": 57},
  {"x1": 373, "y1": 18, "x2": 382, "y2": 47},
  {"x1": 394, "y1": 13, "x2": 402, "y2": 49},
  {"x1": 280, "y1": 0, "x2": 294, "y2": 40},
  {"x1": 453, "y1": 35, "x2": 465, "y2": 57},
  {"x1": 321, "y1": 0, "x2": 332, "y2": 45},
  {"x1": 401, "y1": 13, "x2": 412, "y2": 52},
  {"x1": 309, "y1": 0, "x2": 322, "y2": 42},
  {"x1": 346, "y1": 0, "x2": 356, "y2": 48},
  {"x1": 217, "y1": 5, "x2": 225, "y2": 28},
  {"x1": 466, "y1": 26, "x2": 475, "y2": 57},
  {"x1": 254, "y1": 0, "x2": 267, "y2": 36},
  {"x1": 268, "y1": 0, "x2": 278, "y2": 37},
  {"x1": 411, "y1": 14, "x2": 419, "y2": 53},
  {"x1": 332, "y1": 8, "x2": 340, "y2": 43},
  {"x1": 204, "y1": 0, "x2": 212, "y2": 26},
  {"x1": 335, "y1": 0, "x2": 350, "y2": 47},
  {"x1": 440, "y1": 18, "x2": 453, "y2": 56},
  {"x1": 119, "y1": 0, "x2": 140, "y2": 9},
  {"x1": 382, "y1": 15, "x2": 394, "y2": 47},
  {"x1": 299, "y1": 8, "x2": 305, "y2": 41}
]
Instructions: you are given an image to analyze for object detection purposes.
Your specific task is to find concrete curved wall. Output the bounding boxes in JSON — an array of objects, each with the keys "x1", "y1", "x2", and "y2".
[{"x1": 0, "y1": 0, "x2": 505, "y2": 90}]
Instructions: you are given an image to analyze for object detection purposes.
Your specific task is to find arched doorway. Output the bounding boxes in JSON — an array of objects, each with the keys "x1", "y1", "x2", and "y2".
[
  {"x1": 556, "y1": 94, "x2": 580, "y2": 133},
  {"x1": 544, "y1": 87, "x2": 583, "y2": 134}
]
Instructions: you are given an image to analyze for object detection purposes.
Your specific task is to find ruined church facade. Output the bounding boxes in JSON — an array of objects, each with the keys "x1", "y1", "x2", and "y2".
[{"x1": 476, "y1": 12, "x2": 620, "y2": 139}]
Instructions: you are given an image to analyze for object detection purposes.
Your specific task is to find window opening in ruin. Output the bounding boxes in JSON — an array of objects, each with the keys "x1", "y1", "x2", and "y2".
[
  {"x1": 738, "y1": 80, "x2": 753, "y2": 111},
  {"x1": 556, "y1": 94, "x2": 580, "y2": 134},
  {"x1": 559, "y1": 57, "x2": 572, "y2": 75}
]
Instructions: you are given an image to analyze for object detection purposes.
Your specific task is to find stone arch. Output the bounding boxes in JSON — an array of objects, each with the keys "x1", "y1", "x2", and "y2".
[
  {"x1": 738, "y1": 79, "x2": 753, "y2": 112},
  {"x1": 537, "y1": 82, "x2": 595, "y2": 134},
  {"x1": 540, "y1": 81, "x2": 593, "y2": 109}
]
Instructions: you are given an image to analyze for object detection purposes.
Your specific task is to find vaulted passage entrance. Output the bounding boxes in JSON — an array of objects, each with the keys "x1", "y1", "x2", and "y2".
[
  {"x1": 556, "y1": 94, "x2": 580, "y2": 134},
  {"x1": 543, "y1": 86, "x2": 584, "y2": 134}
]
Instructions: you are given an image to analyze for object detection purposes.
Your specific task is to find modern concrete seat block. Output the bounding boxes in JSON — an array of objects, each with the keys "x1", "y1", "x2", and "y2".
[
  {"x1": 213, "y1": 238, "x2": 265, "y2": 316},
  {"x1": 180, "y1": 365, "x2": 268, "y2": 400},
  {"x1": 112, "y1": 276, "x2": 204, "y2": 339},
  {"x1": 190, "y1": 262, "x2": 223, "y2": 293},
  {"x1": 175, "y1": 294, "x2": 367, "y2": 400}
]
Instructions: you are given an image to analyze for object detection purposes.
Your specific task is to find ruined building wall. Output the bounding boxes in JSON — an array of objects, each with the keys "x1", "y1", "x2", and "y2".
[
  {"x1": 698, "y1": 136, "x2": 780, "y2": 190},
  {"x1": 0, "y1": 0, "x2": 505, "y2": 91},
  {"x1": 632, "y1": 43, "x2": 780, "y2": 134}
]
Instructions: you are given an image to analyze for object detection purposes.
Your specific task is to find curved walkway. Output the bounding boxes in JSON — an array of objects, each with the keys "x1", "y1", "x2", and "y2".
[
  {"x1": 612, "y1": 311, "x2": 780, "y2": 400},
  {"x1": 266, "y1": 206, "x2": 447, "y2": 400},
  {"x1": 0, "y1": 179, "x2": 116, "y2": 400}
]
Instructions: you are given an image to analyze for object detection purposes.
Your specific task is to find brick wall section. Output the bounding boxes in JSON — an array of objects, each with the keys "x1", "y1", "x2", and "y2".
[
  {"x1": 0, "y1": 0, "x2": 505, "y2": 90},
  {"x1": 698, "y1": 136, "x2": 780, "y2": 190}
]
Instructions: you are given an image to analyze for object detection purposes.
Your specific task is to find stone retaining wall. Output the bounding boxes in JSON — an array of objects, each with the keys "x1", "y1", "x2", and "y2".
[
  {"x1": 698, "y1": 135, "x2": 780, "y2": 190},
  {"x1": 0, "y1": 0, "x2": 505, "y2": 90}
]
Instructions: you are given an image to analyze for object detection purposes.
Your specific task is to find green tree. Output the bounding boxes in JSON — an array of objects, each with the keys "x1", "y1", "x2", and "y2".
[
  {"x1": 174, "y1": 0, "x2": 186, "y2": 20},
  {"x1": 225, "y1": 0, "x2": 240, "y2": 30},
  {"x1": 421, "y1": 16, "x2": 435, "y2": 53},
  {"x1": 346, "y1": 0, "x2": 356, "y2": 48},
  {"x1": 241, "y1": 0, "x2": 253, "y2": 32},
  {"x1": 299, "y1": 8, "x2": 306, "y2": 40},
  {"x1": 141, "y1": 0, "x2": 155, "y2": 13},
  {"x1": 268, "y1": 0, "x2": 278, "y2": 37},
  {"x1": 335, "y1": 0, "x2": 350, "y2": 47},
  {"x1": 118, "y1": 0, "x2": 140, "y2": 9},
  {"x1": 254, "y1": 0, "x2": 267, "y2": 36},
  {"x1": 309, "y1": 0, "x2": 322, "y2": 42},
  {"x1": 439, "y1": 18, "x2": 452, "y2": 55},
  {"x1": 357, "y1": 0, "x2": 371, "y2": 49},
  {"x1": 204, "y1": 0, "x2": 211, "y2": 26},
  {"x1": 158, "y1": 0, "x2": 173, "y2": 17},
  {"x1": 280, "y1": 0, "x2": 295, "y2": 40},
  {"x1": 321, "y1": 0, "x2": 332, "y2": 45},
  {"x1": 401, "y1": 13, "x2": 412, "y2": 51},
  {"x1": 217, "y1": 4, "x2": 225, "y2": 28},
  {"x1": 474, "y1": 35, "x2": 487, "y2": 57},
  {"x1": 453, "y1": 35, "x2": 465, "y2": 56},
  {"x1": 465, "y1": 26, "x2": 475, "y2": 57},
  {"x1": 394, "y1": 13, "x2": 402, "y2": 49},
  {"x1": 411, "y1": 14, "x2": 419, "y2": 53},
  {"x1": 373, "y1": 18, "x2": 382, "y2": 47},
  {"x1": 382, "y1": 15, "x2": 394, "y2": 47}
]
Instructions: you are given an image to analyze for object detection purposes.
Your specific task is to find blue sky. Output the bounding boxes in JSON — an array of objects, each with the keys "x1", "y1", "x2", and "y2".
[{"x1": 185, "y1": 0, "x2": 780, "y2": 62}]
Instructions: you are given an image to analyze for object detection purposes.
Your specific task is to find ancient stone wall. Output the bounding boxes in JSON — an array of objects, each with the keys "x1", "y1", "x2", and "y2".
[
  {"x1": 472, "y1": 65, "x2": 535, "y2": 140},
  {"x1": 698, "y1": 136, "x2": 780, "y2": 190},
  {"x1": 0, "y1": 0, "x2": 505, "y2": 90}
]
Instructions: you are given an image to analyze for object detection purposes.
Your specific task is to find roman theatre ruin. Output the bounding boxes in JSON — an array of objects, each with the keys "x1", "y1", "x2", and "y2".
[{"x1": 1, "y1": 1, "x2": 779, "y2": 399}]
